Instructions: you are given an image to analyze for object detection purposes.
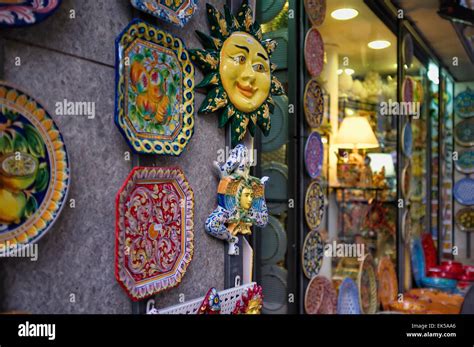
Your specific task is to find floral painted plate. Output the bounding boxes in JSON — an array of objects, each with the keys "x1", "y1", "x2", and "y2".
[
  {"x1": 377, "y1": 257, "x2": 398, "y2": 311},
  {"x1": 304, "y1": 132, "x2": 323, "y2": 179},
  {"x1": 304, "y1": 78, "x2": 325, "y2": 129},
  {"x1": 455, "y1": 149, "x2": 474, "y2": 174},
  {"x1": 402, "y1": 76, "x2": 414, "y2": 103},
  {"x1": 302, "y1": 229, "x2": 324, "y2": 279},
  {"x1": 304, "y1": 27, "x2": 324, "y2": 77},
  {"x1": 262, "y1": 95, "x2": 288, "y2": 152},
  {"x1": 411, "y1": 237, "x2": 425, "y2": 287},
  {"x1": 0, "y1": 0, "x2": 61, "y2": 27},
  {"x1": 261, "y1": 215, "x2": 287, "y2": 265},
  {"x1": 358, "y1": 254, "x2": 378, "y2": 314},
  {"x1": 0, "y1": 83, "x2": 69, "y2": 249},
  {"x1": 304, "y1": 0, "x2": 326, "y2": 27},
  {"x1": 304, "y1": 180, "x2": 325, "y2": 230},
  {"x1": 130, "y1": 0, "x2": 198, "y2": 27},
  {"x1": 115, "y1": 19, "x2": 194, "y2": 156},
  {"x1": 305, "y1": 276, "x2": 336, "y2": 314},
  {"x1": 115, "y1": 166, "x2": 194, "y2": 301},
  {"x1": 455, "y1": 118, "x2": 474, "y2": 147},
  {"x1": 402, "y1": 33, "x2": 413, "y2": 68},
  {"x1": 337, "y1": 277, "x2": 361, "y2": 314},
  {"x1": 455, "y1": 207, "x2": 474, "y2": 232},
  {"x1": 453, "y1": 178, "x2": 474, "y2": 206},
  {"x1": 402, "y1": 121, "x2": 413, "y2": 157},
  {"x1": 454, "y1": 88, "x2": 474, "y2": 119}
]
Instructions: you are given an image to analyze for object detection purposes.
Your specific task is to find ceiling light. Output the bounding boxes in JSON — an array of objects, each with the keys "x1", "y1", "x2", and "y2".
[
  {"x1": 337, "y1": 69, "x2": 343, "y2": 75},
  {"x1": 345, "y1": 68, "x2": 355, "y2": 75},
  {"x1": 331, "y1": 8, "x2": 359, "y2": 20},
  {"x1": 368, "y1": 40, "x2": 391, "y2": 49}
]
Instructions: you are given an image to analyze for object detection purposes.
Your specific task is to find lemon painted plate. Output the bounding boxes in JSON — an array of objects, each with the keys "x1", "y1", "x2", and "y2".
[{"x1": 0, "y1": 83, "x2": 69, "y2": 249}]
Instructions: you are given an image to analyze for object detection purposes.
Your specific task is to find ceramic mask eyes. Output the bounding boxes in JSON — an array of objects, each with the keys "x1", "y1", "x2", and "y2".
[{"x1": 219, "y1": 32, "x2": 271, "y2": 113}]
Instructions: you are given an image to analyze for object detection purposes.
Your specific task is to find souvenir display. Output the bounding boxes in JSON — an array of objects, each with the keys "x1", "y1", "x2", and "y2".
[
  {"x1": 262, "y1": 95, "x2": 288, "y2": 152},
  {"x1": 115, "y1": 166, "x2": 194, "y2": 301},
  {"x1": 304, "y1": 180, "x2": 325, "y2": 230},
  {"x1": 455, "y1": 207, "x2": 474, "y2": 232},
  {"x1": 262, "y1": 161, "x2": 287, "y2": 214},
  {"x1": 455, "y1": 149, "x2": 474, "y2": 174},
  {"x1": 454, "y1": 87, "x2": 474, "y2": 119},
  {"x1": 261, "y1": 215, "x2": 287, "y2": 265},
  {"x1": 305, "y1": 276, "x2": 336, "y2": 314},
  {"x1": 115, "y1": 19, "x2": 194, "y2": 156},
  {"x1": 402, "y1": 121, "x2": 413, "y2": 157},
  {"x1": 402, "y1": 76, "x2": 414, "y2": 103},
  {"x1": 337, "y1": 277, "x2": 361, "y2": 314},
  {"x1": 357, "y1": 254, "x2": 378, "y2": 314},
  {"x1": 130, "y1": 0, "x2": 198, "y2": 27},
  {"x1": 190, "y1": 1, "x2": 285, "y2": 146},
  {"x1": 304, "y1": 79, "x2": 325, "y2": 129},
  {"x1": 455, "y1": 118, "x2": 474, "y2": 147},
  {"x1": 453, "y1": 177, "x2": 474, "y2": 205},
  {"x1": 402, "y1": 160, "x2": 412, "y2": 200},
  {"x1": 0, "y1": 0, "x2": 61, "y2": 27},
  {"x1": 377, "y1": 257, "x2": 397, "y2": 311},
  {"x1": 233, "y1": 284, "x2": 264, "y2": 314},
  {"x1": 0, "y1": 83, "x2": 69, "y2": 249},
  {"x1": 205, "y1": 145, "x2": 269, "y2": 255},
  {"x1": 402, "y1": 33, "x2": 413, "y2": 68},
  {"x1": 411, "y1": 237, "x2": 425, "y2": 287},
  {"x1": 304, "y1": 0, "x2": 326, "y2": 27},
  {"x1": 421, "y1": 233, "x2": 437, "y2": 272},
  {"x1": 301, "y1": 229, "x2": 324, "y2": 279},
  {"x1": 261, "y1": 265, "x2": 288, "y2": 314},
  {"x1": 197, "y1": 288, "x2": 221, "y2": 314},
  {"x1": 304, "y1": 27, "x2": 324, "y2": 77},
  {"x1": 304, "y1": 132, "x2": 324, "y2": 179}
]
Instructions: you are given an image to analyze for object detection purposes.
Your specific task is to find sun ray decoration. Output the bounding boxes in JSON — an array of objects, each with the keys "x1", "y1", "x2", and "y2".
[{"x1": 190, "y1": 0, "x2": 285, "y2": 146}]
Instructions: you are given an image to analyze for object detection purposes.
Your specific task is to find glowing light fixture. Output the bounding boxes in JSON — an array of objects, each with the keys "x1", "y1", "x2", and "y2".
[
  {"x1": 337, "y1": 69, "x2": 343, "y2": 75},
  {"x1": 368, "y1": 40, "x2": 391, "y2": 50},
  {"x1": 345, "y1": 68, "x2": 355, "y2": 75},
  {"x1": 331, "y1": 8, "x2": 359, "y2": 20}
]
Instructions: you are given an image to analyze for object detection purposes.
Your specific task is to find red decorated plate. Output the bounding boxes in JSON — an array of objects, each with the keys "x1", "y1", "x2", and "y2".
[
  {"x1": 377, "y1": 257, "x2": 398, "y2": 311},
  {"x1": 421, "y1": 233, "x2": 437, "y2": 272},
  {"x1": 402, "y1": 76, "x2": 414, "y2": 103},
  {"x1": 304, "y1": 0, "x2": 326, "y2": 27},
  {"x1": 304, "y1": 276, "x2": 336, "y2": 314},
  {"x1": 304, "y1": 27, "x2": 324, "y2": 77}
]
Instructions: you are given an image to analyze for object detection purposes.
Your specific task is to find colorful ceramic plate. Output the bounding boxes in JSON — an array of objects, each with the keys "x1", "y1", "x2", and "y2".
[
  {"x1": 305, "y1": 276, "x2": 336, "y2": 314},
  {"x1": 402, "y1": 121, "x2": 413, "y2": 157},
  {"x1": 455, "y1": 149, "x2": 474, "y2": 174},
  {"x1": 454, "y1": 88, "x2": 474, "y2": 119},
  {"x1": 455, "y1": 118, "x2": 474, "y2": 147},
  {"x1": 0, "y1": 83, "x2": 69, "y2": 249},
  {"x1": 304, "y1": 27, "x2": 324, "y2": 77},
  {"x1": 261, "y1": 265, "x2": 288, "y2": 314},
  {"x1": 411, "y1": 237, "x2": 425, "y2": 287},
  {"x1": 302, "y1": 229, "x2": 324, "y2": 279},
  {"x1": 337, "y1": 277, "x2": 361, "y2": 314},
  {"x1": 421, "y1": 277, "x2": 457, "y2": 293},
  {"x1": 402, "y1": 76, "x2": 414, "y2": 103},
  {"x1": 453, "y1": 178, "x2": 474, "y2": 205},
  {"x1": 455, "y1": 207, "x2": 474, "y2": 232},
  {"x1": 261, "y1": 215, "x2": 287, "y2": 265},
  {"x1": 377, "y1": 257, "x2": 398, "y2": 311},
  {"x1": 421, "y1": 233, "x2": 437, "y2": 272},
  {"x1": 402, "y1": 33, "x2": 413, "y2": 68},
  {"x1": 304, "y1": 132, "x2": 324, "y2": 179},
  {"x1": 115, "y1": 19, "x2": 195, "y2": 156},
  {"x1": 304, "y1": 78, "x2": 325, "y2": 129},
  {"x1": 358, "y1": 254, "x2": 378, "y2": 314},
  {"x1": 115, "y1": 166, "x2": 194, "y2": 301},
  {"x1": 0, "y1": 0, "x2": 61, "y2": 27},
  {"x1": 262, "y1": 95, "x2": 288, "y2": 152},
  {"x1": 130, "y1": 0, "x2": 198, "y2": 27},
  {"x1": 304, "y1": 180, "x2": 325, "y2": 230},
  {"x1": 304, "y1": 0, "x2": 326, "y2": 27},
  {"x1": 402, "y1": 160, "x2": 412, "y2": 200},
  {"x1": 257, "y1": 0, "x2": 286, "y2": 24}
]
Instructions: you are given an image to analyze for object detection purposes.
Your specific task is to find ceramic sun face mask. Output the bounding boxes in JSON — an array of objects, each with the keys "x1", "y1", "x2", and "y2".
[{"x1": 190, "y1": 1, "x2": 285, "y2": 146}]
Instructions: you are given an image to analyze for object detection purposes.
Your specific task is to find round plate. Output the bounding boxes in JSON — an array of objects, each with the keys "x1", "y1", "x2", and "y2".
[
  {"x1": 262, "y1": 95, "x2": 288, "y2": 152},
  {"x1": 455, "y1": 118, "x2": 474, "y2": 147},
  {"x1": 402, "y1": 209, "x2": 412, "y2": 245},
  {"x1": 454, "y1": 88, "x2": 474, "y2": 119},
  {"x1": 358, "y1": 254, "x2": 378, "y2": 314},
  {"x1": 453, "y1": 178, "x2": 474, "y2": 205},
  {"x1": 402, "y1": 33, "x2": 414, "y2": 68},
  {"x1": 455, "y1": 149, "x2": 474, "y2": 174},
  {"x1": 261, "y1": 265, "x2": 288, "y2": 314},
  {"x1": 411, "y1": 237, "x2": 425, "y2": 288},
  {"x1": 337, "y1": 277, "x2": 361, "y2": 314},
  {"x1": 0, "y1": 83, "x2": 69, "y2": 249},
  {"x1": 421, "y1": 233, "x2": 437, "y2": 272},
  {"x1": 304, "y1": 181, "x2": 325, "y2": 230},
  {"x1": 402, "y1": 160, "x2": 413, "y2": 200},
  {"x1": 402, "y1": 122, "x2": 413, "y2": 157},
  {"x1": 304, "y1": 27, "x2": 324, "y2": 77},
  {"x1": 302, "y1": 229, "x2": 325, "y2": 279},
  {"x1": 261, "y1": 215, "x2": 288, "y2": 265},
  {"x1": 402, "y1": 76, "x2": 414, "y2": 103},
  {"x1": 304, "y1": 132, "x2": 324, "y2": 179},
  {"x1": 256, "y1": 0, "x2": 287, "y2": 24},
  {"x1": 421, "y1": 277, "x2": 457, "y2": 293},
  {"x1": 455, "y1": 207, "x2": 474, "y2": 232},
  {"x1": 304, "y1": 79, "x2": 325, "y2": 128},
  {"x1": 305, "y1": 275, "x2": 336, "y2": 314},
  {"x1": 262, "y1": 162, "x2": 288, "y2": 202},
  {"x1": 304, "y1": 0, "x2": 326, "y2": 27},
  {"x1": 377, "y1": 257, "x2": 398, "y2": 311}
]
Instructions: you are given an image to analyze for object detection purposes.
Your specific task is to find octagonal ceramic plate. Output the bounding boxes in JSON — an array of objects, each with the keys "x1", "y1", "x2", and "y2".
[
  {"x1": 130, "y1": 0, "x2": 198, "y2": 27},
  {"x1": 0, "y1": 0, "x2": 61, "y2": 27},
  {"x1": 115, "y1": 166, "x2": 194, "y2": 301},
  {"x1": 115, "y1": 19, "x2": 195, "y2": 156}
]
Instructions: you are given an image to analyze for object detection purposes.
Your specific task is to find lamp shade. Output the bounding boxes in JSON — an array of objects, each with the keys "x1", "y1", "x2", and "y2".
[
  {"x1": 334, "y1": 116, "x2": 379, "y2": 149},
  {"x1": 367, "y1": 153, "x2": 395, "y2": 177}
]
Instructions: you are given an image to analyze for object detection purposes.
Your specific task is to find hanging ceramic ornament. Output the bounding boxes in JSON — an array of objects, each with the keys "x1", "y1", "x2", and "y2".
[
  {"x1": 205, "y1": 144, "x2": 269, "y2": 255},
  {"x1": 190, "y1": 1, "x2": 285, "y2": 146},
  {"x1": 130, "y1": 0, "x2": 198, "y2": 27},
  {"x1": 304, "y1": 27, "x2": 324, "y2": 77},
  {"x1": 0, "y1": 0, "x2": 61, "y2": 27},
  {"x1": 454, "y1": 88, "x2": 474, "y2": 119}
]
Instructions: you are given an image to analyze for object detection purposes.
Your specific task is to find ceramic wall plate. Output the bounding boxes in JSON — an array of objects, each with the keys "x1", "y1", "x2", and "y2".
[
  {"x1": 0, "y1": 0, "x2": 61, "y2": 27},
  {"x1": 377, "y1": 257, "x2": 398, "y2": 311},
  {"x1": 402, "y1": 121, "x2": 413, "y2": 157},
  {"x1": 0, "y1": 83, "x2": 69, "y2": 249},
  {"x1": 262, "y1": 95, "x2": 288, "y2": 152},
  {"x1": 304, "y1": 27, "x2": 324, "y2": 77},
  {"x1": 454, "y1": 88, "x2": 474, "y2": 119},
  {"x1": 304, "y1": 78, "x2": 325, "y2": 129},
  {"x1": 455, "y1": 149, "x2": 474, "y2": 174},
  {"x1": 115, "y1": 19, "x2": 194, "y2": 156},
  {"x1": 421, "y1": 233, "x2": 437, "y2": 272},
  {"x1": 257, "y1": 0, "x2": 286, "y2": 24},
  {"x1": 263, "y1": 29, "x2": 288, "y2": 71},
  {"x1": 402, "y1": 160, "x2": 413, "y2": 200},
  {"x1": 402, "y1": 33, "x2": 414, "y2": 68},
  {"x1": 402, "y1": 209, "x2": 411, "y2": 246},
  {"x1": 358, "y1": 254, "x2": 378, "y2": 314},
  {"x1": 262, "y1": 161, "x2": 288, "y2": 205},
  {"x1": 454, "y1": 178, "x2": 474, "y2": 205},
  {"x1": 130, "y1": 0, "x2": 198, "y2": 27},
  {"x1": 304, "y1": 132, "x2": 324, "y2": 179},
  {"x1": 304, "y1": 0, "x2": 326, "y2": 27},
  {"x1": 421, "y1": 277, "x2": 457, "y2": 293},
  {"x1": 115, "y1": 166, "x2": 194, "y2": 301},
  {"x1": 302, "y1": 229, "x2": 324, "y2": 279},
  {"x1": 261, "y1": 215, "x2": 287, "y2": 265},
  {"x1": 305, "y1": 276, "x2": 336, "y2": 314},
  {"x1": 411, "y1": 238, "x2": 425, "y2": 288},
  {"x1": 455, "y1": 207, "x2": 474, "y2": 232},
  {"x1": 304, "y1": 181, "x2": 325, "y2": 230},
  {"x1": 455, "y1": 118, "x2": 474, "y2": 147},
  {"x1": 402, "y1": 76, "x2": 414, "y2": 103},
  {"x1": 261, "y1": 265, "x2": 288, "y2": 314},
  {"x1": 337, "y1": 277, "x2": 361, "y2": 314}
]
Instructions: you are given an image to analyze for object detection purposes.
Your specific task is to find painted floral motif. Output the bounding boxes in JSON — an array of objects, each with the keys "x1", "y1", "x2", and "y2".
[
  {"x1": 304, "y1": 131, "x2": 323, "y2": 179},
  {"x1": 0, "y1": 0, "x2": 61, "y2": 27},
  {"x1": 232, "y1": 284, "x2": 263, "y2": 314},
  {"x1": 304, "y1": 79, "x2": 324, "y2": 128},
  {"x1": 131, "y1": 0, "x2": 198, "y2": 27},
  {"x1": 198, "y1": 287, "x2": 221, "y2": 314},
  {"x1": 302, "y1": 230, "x2": 324, "y2": 279},
  {"x1": 304, "y1": 28, "x2": 324, "y2": 77},
  {"x1": 304, "y1": 181, "x2": 325, "y2": 230}
]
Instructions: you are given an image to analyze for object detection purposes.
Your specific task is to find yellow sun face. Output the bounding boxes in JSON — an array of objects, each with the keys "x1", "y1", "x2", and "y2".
[{"x1": 219, "y1": 32, "x2": 271, "y2": 113}]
